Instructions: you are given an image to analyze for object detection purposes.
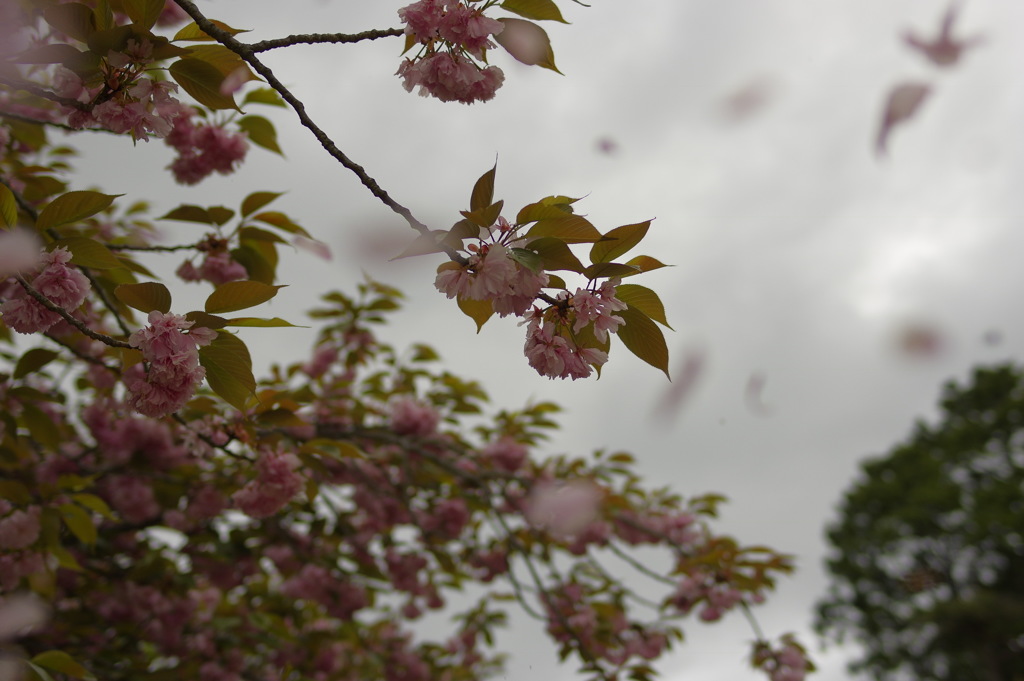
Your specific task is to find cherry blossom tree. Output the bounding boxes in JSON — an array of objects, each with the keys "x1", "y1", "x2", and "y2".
[{"x1": 0, "y1": 1, "x2": 812, "y2": 680}]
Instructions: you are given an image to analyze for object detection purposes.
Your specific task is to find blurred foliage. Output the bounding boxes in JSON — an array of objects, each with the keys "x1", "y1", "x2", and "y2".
[{"x1": 817, "y1": 363, "x2": 1024, "y2": 681}]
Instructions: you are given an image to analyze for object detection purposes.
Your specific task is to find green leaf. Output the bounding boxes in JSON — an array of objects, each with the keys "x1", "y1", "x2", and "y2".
[
  {"x1": 494, "y1": 18, "x2": 562, "y2": 73},
  {"x1": 240, "y1": 191, "x2": 283, "y2": 218},
  {"x1": 85, "y1": 25, "x2": 134, "y2": 58},
  {"x1": 524, "y1": 236, "x2": 585, "y2": 272},
  {"x1": 239, "y1": 225, "x2": 287, "y2": 245},
  {"x1": 0, "y1": 480, "x2": 32, "y2": 505},
  {"x1": 169, "y1": 58, "x2": 237, "y2": 110},
  {"x1": 36, "y1": 191, "x2": 120, "y2": 231},
  {"x1": 31, "y1": 650, "x2": 91, "y2": 680},
  {"x1": 58, "y1": 503, "x2": 97, "y2": 545},
  {"x1": 21, "y1": 403, "x2": 60, "y2": 448},
  {"x1": 457, "y1": 296, "x2": 494, "y2": 333},
  {"x1": 185, "y1": 44, "x2": 256, "y2": 79},
  {"x1": 470, "y1": 163, "x2": 497, "y2": 212},
  {"x1": 223, "y1": 317, "x2": 301, "y2": 328},
  {"x1": 172, "y1": 19, "x2": 249, "y2": 42},
  {"x1": 159, "y1": 204, "x2": 235, "y2": 225},
  {"x1": 42, "y1": 3, "x2": 96, "y2": 42},
  {"x1": 616, "y1": 305, "x2": 670, "y2": 378},
  {"x1": 237, "y1": 115, "x2": 283, "y2": 155},
  {"x1": 114, "y1": 282, "x2": 171, "y2": 314},
  {"x1": 242, "y1": 87, "x2": 286, "y2": 107},
  {"x1": 250, "y1": 211, "x2": 307, "y2": 236},
  {"x1": 69, "y1": 493, "x2": 115, "y2": 520},
  {"x1": 199, "y1": 332, "x2": 255, "y2": 412},
  {"x1": 526, "y1": 215, "x2": 602, "y2": 243},
  {"x1": 122, "y1": 0, "x2": 165, "y2": 30},
  {"x1": 590, "y1": 220, "x2": 651, "y2": 264},
  {"x1": 205, "y1": 280, "x2": 283, "y2": 314},
  {"x1": 501, "y1": 0, "x2": 568, "y2": 22},
  {"x1": 14, "y1": 348, "x2": 60, "y2": 380},
  {"x1": 508, "y1": 247, "x2": 543, "y2": 273},
  {"x1": 583, "y1": 262, "x2": 641, "y2": 279},
  {"x1": 50, "y1": 237, "x2": 123, "y2": 269},
  {"x1": 615, "y1": 284, "x2": 672, "y2": 328},
  {"x1": 622, "y1": 254, "x2": 669, "y2": 276},
  {"x1": 0, "y1": 183, "x2": 17, "y2": 227}
]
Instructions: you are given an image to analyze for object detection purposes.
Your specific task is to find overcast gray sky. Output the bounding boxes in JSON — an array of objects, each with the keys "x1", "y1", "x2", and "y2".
[{"x1": 72, "y1": 0, "x2": 1024, "y2": 678}]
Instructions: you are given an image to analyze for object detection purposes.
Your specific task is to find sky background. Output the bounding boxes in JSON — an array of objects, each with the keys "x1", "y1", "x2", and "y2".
[{"x1": 69, "y1": 0, "x2": 1024, "y2": 678}]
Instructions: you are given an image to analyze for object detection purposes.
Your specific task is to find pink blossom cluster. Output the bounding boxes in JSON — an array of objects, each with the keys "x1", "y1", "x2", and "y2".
[
  {"x1": 522, "y1": 308, "x2": 609, "y2": 380},
  {"x1": 396, "y1": 0, "x2": 506, "y2": 104},
  {"x1": 0, "y1": 506, "x2": 41, "y2": 551},
  {"x1": 0, "y1": 229, "x2": 42, "y2": 278},
  {"x1": 280, "y1": 564, "x2": 368, "y2": 620},
  {"x1": 165, "y1": 110, "x2": 248, "y2": 185},
  {"x1": 389, "y1": 396, "x2": 441, "y2": 436},
  {"x1": 125, "y1": 311, "x2": 216, "y2": 417},
  {"x1": 669, "y1": 570, "x2": 746, "y2": 622},
  {"x1": 435, "y1": 242, "x2": 548, "y2": 317},
  {"x1": 176, "y1": 251, "x2": 248, "y2": 285},
  {"x1": 482, "y1": 436, "x2": 528, "y2": 472},
  {"x1": 397, "y1": 52, "x2": 505, "y2": 104},
  {"x1": 524, "y1": 479, "x2": 602, "y2": 540},
  {"x1": 58, "y1": 61, "x2": 186, "y2": 141},
  {"x1": 232, "y1": 446, "x2": 306, "y2": 519},
  {"x1": 571, "y1": 278, "x2": 628, "y2": 342},
  {"x1": 1, "y1": 247, "x2": 90, "y2": 334},
  {"x1": 756, "y1": 641, "x2": 812, "y2": 681}
]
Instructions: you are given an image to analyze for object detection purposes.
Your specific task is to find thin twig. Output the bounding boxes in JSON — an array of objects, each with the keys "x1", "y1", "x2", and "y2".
[
  {"x1": 249, "y1": 28, "x2": 404, "y2": 53},
  {"x1": 14, "y1": 275, "x2": 133, "y2": 349},
  {"x1": 171, "y1": 0, "x2": 466, "y2": 265},
  {"x1": 0, "y1": 75, "x2": 89, "y2": 111}
]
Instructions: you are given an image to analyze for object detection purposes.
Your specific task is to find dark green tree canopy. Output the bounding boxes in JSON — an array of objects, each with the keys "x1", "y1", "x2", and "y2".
[{"x1": 817, "y1": 363, "x2": 1024, "y2": 681}]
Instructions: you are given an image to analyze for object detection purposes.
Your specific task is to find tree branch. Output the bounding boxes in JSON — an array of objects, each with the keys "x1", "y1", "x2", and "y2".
[{"x1": 249, "y1": 28, "x2": 404, "y2": 53}]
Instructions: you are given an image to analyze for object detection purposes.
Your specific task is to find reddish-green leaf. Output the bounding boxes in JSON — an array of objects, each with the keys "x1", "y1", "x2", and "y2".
[
  {"x1": 169, "y1": 58, "x2": 237, "y2": 110},
  {"x1": 184, "y1": 311, "x2": 228, "y2": 330},
  {"x1": 622, "y1": 254, "x2": 669, "y2": 276},
  {"x1": 470, "y1": 163, "x2": 497, "y2": 212},
  {"x1": 590, "y1": 220, "x2": 651, "y2": 264},
  {"x1": 31, "y1": 650, "x2": 90, "y2": 680},
  {"x1": 240, "y1": 191, "x2": 283, "y2": 218},
  {"x1": 42, "y1": 3, "x2": 96, "y2": 42},
  {"x1": 172, "y1": 19, "x2": 249, "y2": 42},
  {"x1": 242, "y1": 87, "x2": 286, "y2": 107},
  {"x1": 615, "y1": 283, "x2": 672, "y2": 328},
  {"x1": 122, "y1": 0, "x2": 164, "y2": 30},
  {"x1": 69, "y1": 493, "x2": 115, "y2": 520},
  {"x1": 524, "y1": 236, "x2": 585, "y2": 272},
  {"x1": 616, "y1": 305, "x2": 670, "y2": 378},
  {"x1": 501, "y1": 0, "x2": 568, "y2": 22},
  {"x1": 391, "y1": 231, "x2": 449, "y2": 260},
  {"x1": 36, "y1": 191, "x2": 120, "y2": 231},
  {"x1": 0, "y1": 184, "x2": 17, "y2": 227},
  {"x1": 14, "y1": 349, "x2": 60, "y2": 380},
  {"x1": 237, "y1": 115, "x2": 283, "y2": 155},
  {"x1": 583, "y1": 262, "x2": 641, "y2": 279},
  {"x1": 114, "y1": 282, "x2": 171, "y2": 314},
  {"x1": 205, "y1": 280, "x2": 283, "y2": 314},
  {"x1": 457, "y1": 296, "x2": 494, "y2": 333},
  {"x1": 223, "y1": 317, "x2": 300, "y2": 328},
  {"x1": 21, "y1": 403, "x2": 60, "y2": 448},
  {"x1": 526, "y1": 215, "x2": 601, "y2": 243},
  {"x1": 508, "y1": 247, "x2": 543, "y2": 273},
  {"x1": 495, "y1": 18, "x2": 562, "y2": 73},
  {"x1": 160, "y1": 204, "x2": 234, "y2": 225},
  {"x1": 516, "y1": 198, "x2": 578, "y2": 224},
  {"x1": 51, "y1": 237, "x2": 123, "y2": 269},
  {"x1": 198, "y1": 332, "x2": 255, "y2": 412},
  {"x1": 460, "y1": 200, "x2": 504, "y2": 228}
]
